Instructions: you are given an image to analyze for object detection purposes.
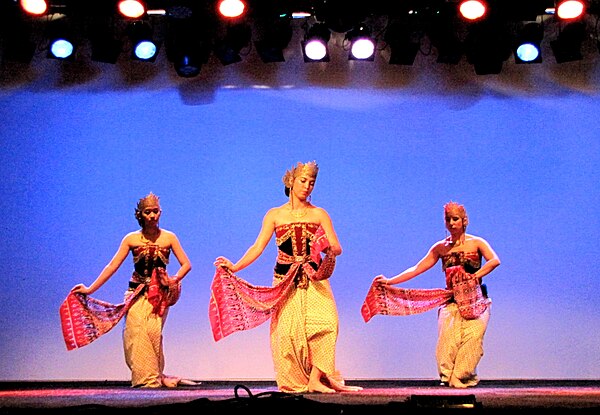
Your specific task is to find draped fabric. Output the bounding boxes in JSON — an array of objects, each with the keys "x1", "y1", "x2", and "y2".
[
  {"x1": 60, "y1": 244, "x2": 179, "y2": 350},
  {"x1": 208, "y1": 225, "x2": 332, "y2": 342},
  {"x1": 147, "y1": 268, "x2": 181, "y2": 317},
  {"x1": 361, "y1": 265, "x2": 489, "y2": 323},
  {"x1": 60, "y1": 284, "x2": 144, "y2": 350},
  {"x1": 361, "y1": 284, "x2": 452, "y2": 323}
]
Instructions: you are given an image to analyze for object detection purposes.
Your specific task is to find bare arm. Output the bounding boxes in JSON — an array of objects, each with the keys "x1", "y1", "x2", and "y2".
[
  {"x1": 71, "y1": 234, "x2": 132, "y2": 295},
  {"x1": 168, "y1": 231, "x2": 192, "y2": 282},
  {"x1": 214, "y1": 209, "x2": 276, "y2": 273},
  {"x1": 473, "y1": 236, "x2": 501, "y2": 279},
  {"x1": 375, "y1": 242, "x2": 441, "y2": 285},
  {"x1": 316, "y1": 207, "x2": 342, "y2": 256}
]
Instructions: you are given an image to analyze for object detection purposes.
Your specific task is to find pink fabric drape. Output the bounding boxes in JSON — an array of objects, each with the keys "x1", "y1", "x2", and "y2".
[
  {"x1": 59, "y1": 268, "x2": 180, "y2": 350},
  {"x1": 361, "y1": 283, "x2": 452, "y2": 322},
  {"x1": 59, "y1": 285, "x2": 144, "y2": 350},
  {"x1": 208, "y1": 225, "x2": 332, "y2": 342},
  {"x1": 361, "y1": 266, "x2": 489, "y2": 323}
]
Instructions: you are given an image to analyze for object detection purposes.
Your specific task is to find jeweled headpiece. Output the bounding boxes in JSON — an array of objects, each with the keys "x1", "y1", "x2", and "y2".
[
  {"x1": 136, "y1": 192, "x2": 160, "y2": 212},
  {"x1": 135, "y1": 192, "x2": 161, "y2": 226},
  {"x1": 282, "y1": 161, "x2": 319, "y2": 189}
]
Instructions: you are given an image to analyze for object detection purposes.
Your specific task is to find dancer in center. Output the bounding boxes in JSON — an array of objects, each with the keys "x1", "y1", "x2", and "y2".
[{"x1": 212, "y1": 161, "x2": 362, "y2": 394}]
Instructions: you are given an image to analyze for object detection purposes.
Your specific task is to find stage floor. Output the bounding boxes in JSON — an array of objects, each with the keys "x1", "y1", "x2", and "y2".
[{"x1": 1, "y1": 379, "x2": 600, "y2": 413}]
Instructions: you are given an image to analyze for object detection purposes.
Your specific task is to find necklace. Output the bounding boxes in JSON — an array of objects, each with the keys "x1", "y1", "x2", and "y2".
[
  {"x1": 287, "y1": 203, "x2": 308, "y2": 219},
  {"x1": 141, "y1": 229, "x2": 161, "y2": 243}
]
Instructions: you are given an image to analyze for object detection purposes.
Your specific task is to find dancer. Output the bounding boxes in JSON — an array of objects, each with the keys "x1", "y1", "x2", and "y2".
[
  {"x1": 61, "y1": 192, "x2": 193, "y2": 388},
  {"x1": 362, "y1": 201, "x2": 500, "y2": 388},
  {"x1": 211, "y1": 161, "x2": 362, "y2": 394}
]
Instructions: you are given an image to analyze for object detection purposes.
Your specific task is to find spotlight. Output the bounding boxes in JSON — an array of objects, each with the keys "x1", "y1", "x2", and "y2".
[
  {"x1": 166, "y1": 18, "x2": 211, "y2": 77},
  {"x1": 48, "y1": 37, "x2": 75, "y2": 60},
  {"x1": 551, "y1": 21, "x2": 585, "y2": 63},
  {"x1": 514, "y1": 22, "x2": 543, "y2": 63},
  {"x1": 217, "y1": 0, "x2": 246, "y2": 19},
  {"x1": 384, "y1": 21, "x2": 419, "y2": 65},
  {"x1": 458, "y1": 0, "x2": 488, "y2": 21},
  {"x1": 127, "y1": 20, "x2": 158, "y2": 61},
  {"x1": 254, "y1": 16, "x2": 293, "y2": 63},
  {"x1": 301, "y1": 23, "x2": 331, "y2": 62},
  {"x1": 555, "y1": 0, "x2": 586, "y2": 20},
  {"x1": 214, "y1": 22, "x2": 252, "y2": 65},
  {"x1": 346, "y1": 24, "x2": 376, "y2": 61},
  {"x1": 118, "y1": 0, "x2": 146, "y2": 19},
  {"x1": 19, "y1": 0, "x2": 48, "y2": 16},
  {"x1": 46, "y1": 18, "x2": 76, "y2": 60}
]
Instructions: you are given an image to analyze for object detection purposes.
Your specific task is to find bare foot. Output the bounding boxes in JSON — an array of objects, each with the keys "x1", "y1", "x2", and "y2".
[
  {"x1": 161, "y1": 375, "x2": 181, "y2": 388},
  {"x1": 326, "y1": 375, "x2": 363, "y2": 392},
  {"x1": 308, "y1": 382, "x2": 336, "y2": 393}
]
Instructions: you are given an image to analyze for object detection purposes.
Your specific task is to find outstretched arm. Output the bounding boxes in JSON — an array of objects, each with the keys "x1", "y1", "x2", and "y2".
[
  {"x1": 71, "y1": 234, "x2": 132, "y2": 295},
  {"x1": 214, "y1": 209, "x2": 276, "y2": 273},
  {"x1": 375, "y1": 242, "x2": 441, "y2": 286}
]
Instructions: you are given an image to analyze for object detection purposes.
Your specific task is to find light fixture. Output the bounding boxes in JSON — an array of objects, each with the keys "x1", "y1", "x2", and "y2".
[
  {"x1": 118, "y1": 0, "x2": 146, "y2": 19},
  {"x1": 551, "y1": 21, "x2": 586, "y2": 63},
  {"x1": 555, "y1": 0, "x2": 586, "y2": 20},
  {"x1": 166, "y1": 18, "x2": 211, "y2": 77},
  {"x1": 217, "y1": 0, "x2": 246, "y2": 19},
  {"x1": 127, "y1": 20, "x2": 158, "y2": 61},
  {"x1": 346, "y1": 23, "x2": 376, "y2": 61},
  {"x1": 458, "y1": 0, "x2": 488, "y2": 21},
  {"x1": 46, "y1": 17, "x2": 76, "y2": 60},
  {"x1": 19, "y1": 0, "x2": 48, "y2": 16},
  {"x1": 301, "y1": 23, "x2": 331, "y2": 62},
  {"x1": 214, "y1": 22, "x2": 252, "y2": 65},
  {"x1": 428, "y1": 4, "x2": 463, "y2": 64},
  {"x1": 464, "y1": 21, "x2": 512, "y2": 74},
  {"x1": 384, "y1": 20, "x2": 419, "y2": 66},
  {"x1": 513, "y1": 22, "x2": 543, "y2": 64},
  {"x1": 254, "y1": 16, "x2": 293, "y2": 63}
]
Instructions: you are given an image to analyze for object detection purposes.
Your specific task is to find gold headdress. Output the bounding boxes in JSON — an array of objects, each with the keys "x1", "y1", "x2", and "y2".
[
  {"x1": 137, "y1": 192, "x2": 160, "y2": 212},
  {"x1": 135, "y1": 192, "x2": 161, "y2": 225},
  {"x1": 282, "y1": 161, "x2": 319, "y2": 189}
]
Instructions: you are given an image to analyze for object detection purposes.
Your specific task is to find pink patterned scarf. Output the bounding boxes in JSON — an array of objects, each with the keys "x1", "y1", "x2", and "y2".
[
  {"x1": 60, "y1": 268, "x2": 180, "y2": 350},
  {"x1": 209, "y1": 225, "x2": 333, "y2": 342},
  {"x1": 361, "y1": 266, "x2": 489, "y2": 323}
]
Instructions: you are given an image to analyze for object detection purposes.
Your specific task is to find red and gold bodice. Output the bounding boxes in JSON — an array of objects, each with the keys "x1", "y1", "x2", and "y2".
[
  {"x1": 130, "y1": 244, "x2": 170, "y2": 284},
  {"x1": 274, "y1": 222, "x2": 320, "y2": 288}
]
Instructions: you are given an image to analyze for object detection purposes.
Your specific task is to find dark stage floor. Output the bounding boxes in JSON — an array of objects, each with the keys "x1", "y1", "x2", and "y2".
[{"x1": 1, "y1": 379, "x2": 600, "y2": 414}]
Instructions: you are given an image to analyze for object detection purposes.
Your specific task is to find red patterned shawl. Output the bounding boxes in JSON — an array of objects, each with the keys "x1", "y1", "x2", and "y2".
[
  {"x1": 59, "y1": 284, "x2": 144, "y2": 350},
  {"x1": 60, "y1": 268, "x2": 180, "y2": 350},
  {"x1": 209, "y1": 225, "x2": 332, "y2": 342},
  {"x1": 361, "y1": 266, "x2": 489, "y2": 323}
]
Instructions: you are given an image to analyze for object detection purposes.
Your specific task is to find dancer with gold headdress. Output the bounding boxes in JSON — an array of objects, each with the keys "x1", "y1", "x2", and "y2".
[
  {"x1": 211, "y1": 161, "x2": 362, "y2": 394},
  {"x1": 61, "y1": 193, "x2": 193, "y2": 388},
  {"x1": 361, "y1": 201, "x2": 500, "y2": 388}
]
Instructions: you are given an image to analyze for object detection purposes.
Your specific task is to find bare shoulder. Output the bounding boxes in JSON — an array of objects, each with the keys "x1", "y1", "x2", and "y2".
[
  {"x1": 466, "y1": 234, "x2": 490, "y2": 246},
  {"x1": 160, "y1": 229, "x2": 178, "y2": 240},
  {"x1": 312, "y1": 205, "x2": 330, "y2": 218},
  {"x1": 431, "y1": 239, "x2": 449, "y2": 255},
  {"x1": 121, "y1": 231, "x2": 141, "y2": 248}
]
